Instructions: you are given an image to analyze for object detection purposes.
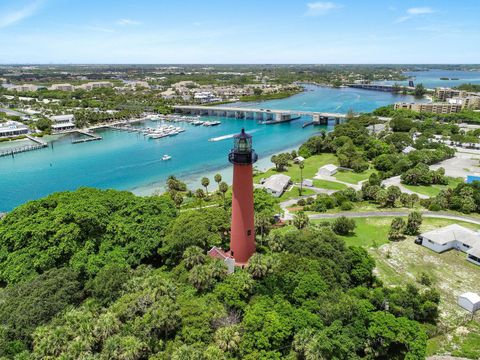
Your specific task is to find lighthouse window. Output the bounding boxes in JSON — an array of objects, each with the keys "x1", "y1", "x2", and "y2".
[
  {"x1": 238, "y1": 138, "x2": 248, "y2": 152},
  {"x1": 247, "y1": 230, "x2": 252, "y2": 236}
]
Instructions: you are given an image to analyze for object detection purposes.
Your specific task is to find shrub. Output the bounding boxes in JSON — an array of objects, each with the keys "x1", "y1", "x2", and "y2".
[
  {"x1": 340, "y1": 201, "x2": 353, "y2": 211},
  {"x1": 331, "y1": 216, "x2": 356, "y2": 235}
]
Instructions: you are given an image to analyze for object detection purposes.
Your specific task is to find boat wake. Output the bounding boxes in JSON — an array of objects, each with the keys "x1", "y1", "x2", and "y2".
[{"x1": 208, "y1": 129, "x2": 259, "y2": 142}]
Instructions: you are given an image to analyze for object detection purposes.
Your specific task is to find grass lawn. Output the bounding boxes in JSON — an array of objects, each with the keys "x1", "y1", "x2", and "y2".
[
  {"x1": 279, "y1": 186, "x2": 316, "y2": 200},
  {"x1": 312, "y1": 179, "x2": 347, "y2": 191},
  {"x1": 254, "y1": 153, "x2": 338, "y2": 184},
  {"x1": 426, "y1": 320, "x2": 480, "y2": 359},
  {"x1": 334, "y1": 168, "x2": 375, "y2": 184},
  {"x1": 402, "y1": 177, "x2": 464, "y2": 197}
]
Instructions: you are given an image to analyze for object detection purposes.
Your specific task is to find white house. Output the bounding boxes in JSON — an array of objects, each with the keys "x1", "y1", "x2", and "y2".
[
  {"x1": 317, "y1": 164, "x2": 338, "y2": 177},
  {"x1": 0, "y1": 120, "x2": 29, "y2": 137},
  {"x1": 417, "y1": 224, "x2": 480, "y2": 266},
  {"x1": 458, "y1": 292, "x2": 480, "y2": 313},
  {"x1": 293, "y1": 156, "x2": 305, "y2": 164},
  {"x1": 262, "y1": 174, "x2": 291, "y2": 197},
  {"x1": 50, "y1": 114, "x2": 76, "y2": 131},
  {"x1": 302, "y1": 179, "x2": 313, "y2": 187}
]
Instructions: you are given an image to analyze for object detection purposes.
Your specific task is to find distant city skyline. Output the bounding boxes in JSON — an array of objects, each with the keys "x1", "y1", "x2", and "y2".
[{"x1": 0, "y1": 0, "x2": 479, "y2": 64}]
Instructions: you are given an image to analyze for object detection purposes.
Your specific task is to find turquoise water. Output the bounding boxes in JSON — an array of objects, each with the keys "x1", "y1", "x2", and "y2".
[
  {"x1": 0, "y1": 84, "x2": 416, "y2": 211},
  {"x1": 377, "y1": 69, "x2": 480, "y2": 88}
]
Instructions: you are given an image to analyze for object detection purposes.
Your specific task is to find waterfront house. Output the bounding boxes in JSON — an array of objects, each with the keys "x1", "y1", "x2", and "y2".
[
  {"x1": 262, "y1": 174, "x2": 291, "y2": 197},
  {"x1": 0, "y1": 121, "x2": 29, "y2": 137},
  {"x1": 317, "y1": 164, "x2": 338, "y2": 177},
  {"x1": 416, "y1": 224, "x2": 480, "y2": 266},
  {"x1": 50, "y1": 114, "x2": 76, "y2": 131}
]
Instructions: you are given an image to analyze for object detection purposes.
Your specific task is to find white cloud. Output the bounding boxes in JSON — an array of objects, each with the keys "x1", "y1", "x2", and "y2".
[
  {"x1": 85, "y1": 26, "x2": 114, "y2": 33},
  {"x1": 305, "y1": 2, "x2": 342, "y2": 16},
  {"x1": 407, "y1": 7, "x2": 434, "y2": 15},
  {"x1": 117, "y1": 18, "x2": 141, "y2": 26},
  {"x1": 0, "y1": 0, "x2": 43, "y2": 28},
  {"x1": 395, "y1": 7, "x2": 434, "y2": 23}
]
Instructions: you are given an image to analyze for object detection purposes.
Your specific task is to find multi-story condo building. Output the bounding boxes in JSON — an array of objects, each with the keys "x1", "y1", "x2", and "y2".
[
  {"x1": 11, "y1": 84, "x2": 39, "y2": 92},
  {"x1": 77, "y1": 81, "x2": 113, "y2": 91},
  {"x1": 435, "y1": 87, "x2": 466, "y2": 101},
  {"x1": 394, "y1": 102, "x2": 463, "y2": 114},
  {"x1": 49, "y1": 83, "x2": 75, "y2": 91}
]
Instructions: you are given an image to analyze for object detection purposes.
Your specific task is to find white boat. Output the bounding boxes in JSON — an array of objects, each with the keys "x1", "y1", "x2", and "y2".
[{"x1": 162, "y1": 154, "x2": 172, "y2": 161}]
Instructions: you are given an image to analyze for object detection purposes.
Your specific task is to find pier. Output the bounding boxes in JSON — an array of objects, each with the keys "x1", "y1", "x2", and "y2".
[
  {"x1": 0, "y1": 135, "x2": 48, "y2": 158},
  {"x1": 72, "y1": 130, "x2": 103, "y2": 144},
  {"x1": 174, "y1": 105, "x2": 346, "y2": 125}
]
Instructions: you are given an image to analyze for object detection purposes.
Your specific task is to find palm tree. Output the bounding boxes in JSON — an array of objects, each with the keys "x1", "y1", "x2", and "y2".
[
  {"x1": 246, "y1": 253, "x2": 269, "y2": 279},
  {"x1": 299, "y1": 161, "x2": 305, "y2": 196},
  {"x1": 208, "y1": 259, "x2": 228, "y2": 280},
  {"x1": 254, "y1": 211, "x2": 271, "y2": 244},
  {"x1": 195, "y1": 188, "x2": 205, "y2": 208},
  {"x1": 219, "y1": 182, "x2": 228, "y2": 207},
  {"x1": 188, "y1": 265, "x2": 212, "y2": 291},
  {"x1": 201, "y1": 177, "x2": 210, "y2": 196},
  {"x1": 214, "y1": 325, "x2": 242, "y2": 353},
  {"x1": 214, "y1": 173, "x2": 222, "y2": 192},
  {"x1": 183, "y1": 246, "x2": 205, "y2": 269},
  {"x1": 293, "y1": 211, "x2": 310, "y2": 230}
]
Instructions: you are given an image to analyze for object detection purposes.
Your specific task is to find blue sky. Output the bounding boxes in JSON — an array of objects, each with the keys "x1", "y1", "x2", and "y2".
[{"x1": 0, "y1": 0, "x2": 479, "y2": 64}]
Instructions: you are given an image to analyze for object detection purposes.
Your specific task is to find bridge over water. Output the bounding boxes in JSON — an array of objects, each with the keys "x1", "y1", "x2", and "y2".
[{"x1": 174, "y1": 105, "x2": 347, "y2": 125}]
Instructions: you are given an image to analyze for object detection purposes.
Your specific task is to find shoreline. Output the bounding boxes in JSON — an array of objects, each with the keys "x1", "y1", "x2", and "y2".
[{"x1": 130, "y1": 144, "x2": 303, "y2": 197}]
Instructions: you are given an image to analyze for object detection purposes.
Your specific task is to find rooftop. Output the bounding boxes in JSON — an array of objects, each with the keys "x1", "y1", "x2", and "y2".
[
  {"x1": 320, "y1": 164, "x2": 338, "y2": 172},
  {"x1": 421, "y1": 224, "x2": 480, "y2": 246},
  {"x1": 460, "y1": 292, "x2": 480, "y2": 304},
  {"x1": 263, "y1": 174, "x2": 291, "y2": 193}
]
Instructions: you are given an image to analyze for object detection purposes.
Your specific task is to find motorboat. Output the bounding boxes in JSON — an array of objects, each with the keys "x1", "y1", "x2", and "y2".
[{"x1": 162, "y1": 154, "x2": 172, "y2": 161}]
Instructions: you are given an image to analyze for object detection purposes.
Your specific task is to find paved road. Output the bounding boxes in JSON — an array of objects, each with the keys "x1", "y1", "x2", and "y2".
[
  {"x1": 381, "y1": 176, "x2": 429, "y2": 199},
  {"x1": 307, "y1": 211, "x2": 480, "y2": 225}
]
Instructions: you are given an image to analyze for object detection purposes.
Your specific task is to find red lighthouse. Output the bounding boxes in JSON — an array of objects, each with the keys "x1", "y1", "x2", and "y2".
[{"x1": 228, "y1": 128, "x2": 258, "y2": 265}]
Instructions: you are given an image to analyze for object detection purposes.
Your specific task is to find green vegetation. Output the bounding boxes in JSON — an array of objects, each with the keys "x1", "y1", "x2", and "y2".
[
  {"x1": 455, "y1": 83, "x2": 480, "y2": 92},
  {"x1": 0, "y1": 187, "x2": 446, "y2": 359},
  {"x1": 254, "y1": 153, "x2": 338, "y2": 184},
  {"x1": 427, "y1": 320, "x2": 480, "y2": 358},
  {"x1": 424, "y1": 181, "x2": 480, "y2": 213},
  {"x1": 403, "y1": 177, "x2": 463, "y2": 197},
  {"x1": 313, "y1": 179, "x2": 347, "y2": 190},
  {"x1": 334, "y1": 168, "x2": 375, "y2": 184},
  {"x1": 279, "y1": 186, "x2": 315, "y2": 200},
  {"x1": 239, "y1": 89, "x2": 302, "y2": 102}
]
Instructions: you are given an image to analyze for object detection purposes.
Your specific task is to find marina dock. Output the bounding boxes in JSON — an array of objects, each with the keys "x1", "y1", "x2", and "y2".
[
  {"x1": 72, "y1": 130, "x2": 103, "y2": 144},
  {"x1": 0, "y1": 135, "x2": 48, "y2": 158}
]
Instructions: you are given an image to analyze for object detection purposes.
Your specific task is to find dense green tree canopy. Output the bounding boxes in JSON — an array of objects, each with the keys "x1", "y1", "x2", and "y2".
[
  {"x1": 0, "y1": 188, "x2": 177, "y2": 284},
  {"x1": 0, "y1": 186, "x2": 440, "y2": 359}
]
